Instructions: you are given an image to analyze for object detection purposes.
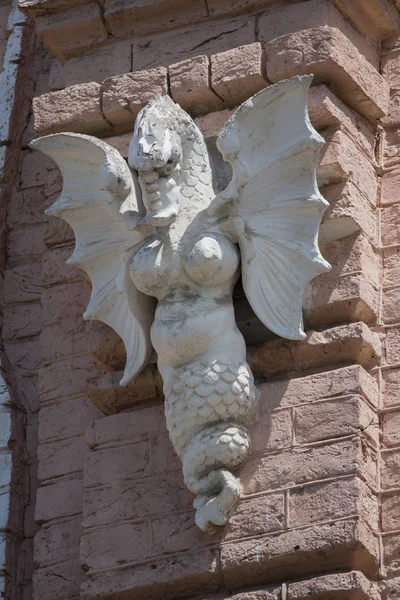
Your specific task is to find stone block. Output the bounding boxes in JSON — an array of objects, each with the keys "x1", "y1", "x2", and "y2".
[
  {"x1": 220, "y1": 519, "x2": 378, "y2": 590},
  {"x1": 259, "y1": 0, "x2": 379, "y2": 69},
  {"x1": 49, "y1": 40, "x2": 133, "y2": 90},
  {"x1": 383, "y1": 532, "x2": 400, "y2": 575},
  {"x1": 7, "y1": 187, "x2": 45, "y2": 230},
  {"x1": 150, "y1": 433, "x2": 181, "y2": 475},
  {"x1": 384, "y1": 328, "x2": 400, "y2": 365},
  {"x1": 103, "y1": 0, "x2": 208, "y2": 37},
  {"x1": 169, "y1": 55, "x2": 223, "y2": 115},
  {"x1": 308, "y1": 85, "x2": 374, "y2": 155},
  {"x1": 382, "y1": 492, "x2": 400, "y2": 532},
  {"x1": 38, "y1": 435, "x2": 86, "y2": 482},
  {"x1": 34, "y1": 517, "x2": 81, "y2": 566},
  {"x1": 249, "y1": 322, "x2": 381, "y2": 380},
  {"x1": 258, "y1": 365, "x2": 378, "y2": 410},
  {"x1": 87, "y1": 367, "x2": 162, "y2": 415},
  {"x1": 293, "y1": 396, "x2": 378, "y2": 447},
  {"x1": 20, "y1": 150, "x2": 53, "y2": 190},
  {"x1": 383, "y1": 287, "x2": 400, "y2": 323},
  {"x1": 211, "y1": 43, "x2": 267, "y2": 105},
  {"x1": 33, "y1": 82, "x2": 112, "y2": 136},
  {"x1": 39, "y1": 397, "x2": 100, "y2": 442},
  {"x1": 32, "y1": 558, "x2": 81, "y2": 600},
  {"x1": 83, "y1": 440, "x2": 150, "y2": 488},
  {"x1": 318, "y1": 129, "x2": 377, "y2": 204},
  {"x1": 19, "y1": 0, "x2": 89, "y2": 18},
  {"x1": 287, "y1": 570, "x2": 380, "y2": 599},
  {"x1": 383, "y1": 411, "x2": 400, "y2": 447},
  {"x1": 241, "y1": 437, "x2": 377, "y2": 494},
  {"x1": 138, "y1": 14, "x2": 255, "y2": 71},
  {"x1": 288, "y1": 478, "x2": 378, "y2": 530},
  {"x1": 304, "y1": 272, "x2": 379, "y2": 329},
  {"x1": 382, "y1": 204, "x2": 400, "y2": 246},
  {"x1": 381, "y1": 169, "x2": 400, "y2": 205},
  {"x1": 2, "y1": 303, "x2": 42, "y2": 340},
  {"x1": 43, "y1": 245, "x2": 83, "y2": 287},
  {"x1": 382, "y1": 449, "x2": 400, "y2": 490},
  {"x1": 382, "y1": 88, "x2": 400, "y2": 126},
  {"x1": 6, "y1": 225, "x2": 44, "y2": 268},
  {"x1": 80, "y1": 547, "x2": 220, "y2": 600},
  {"x1": 38, "y1": 355, "x2": 101, "y2": 405},
  {"x1": 101, "y1": 67, "x2": 168, "y2": 129},
  {"x1": 320, "y1": 181, "x2": 377, "y2": 246},
  {"x1": 81, "y1": 521, "x2": 149, "y2": 572},
  {"x1": 265, "y1": 27, "x2": 389, "y2": 121},
  {"x1": 82, "y1": 471, "x2": 192, "y2": 529},
  {"x1": 35, "y1": 3, "x2": 107, "y2": 62},
  {"x1": 384, "y1": 247, "x2": 400, "y2": 289},
  {"x1": 251, "y1": 408, "x2": 293, "y2": 453},
  {"x1": 35, "y1": 477, "x2": 83, "y2": 523}
]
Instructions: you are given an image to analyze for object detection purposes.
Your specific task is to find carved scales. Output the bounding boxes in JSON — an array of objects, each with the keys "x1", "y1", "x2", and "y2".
[{"x1": 31, "y1": 76, "x2": 330, "y2": 532}]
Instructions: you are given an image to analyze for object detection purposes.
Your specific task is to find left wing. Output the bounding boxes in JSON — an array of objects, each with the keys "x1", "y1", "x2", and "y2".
[
  {"x1": 215, "y1": 75, "x2": 330, "y2": 340},
  {"x1": 31, "y1": 133, "x2": 155, "y2": 385}
]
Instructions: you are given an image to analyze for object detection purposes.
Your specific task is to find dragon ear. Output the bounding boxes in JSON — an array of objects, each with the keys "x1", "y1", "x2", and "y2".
[
  {"x1": 217, "y1": 76, "x2": 330, "y2": 340},
  {"x1": 31, "y1": 132, "x2": 155, "y2": 384}
]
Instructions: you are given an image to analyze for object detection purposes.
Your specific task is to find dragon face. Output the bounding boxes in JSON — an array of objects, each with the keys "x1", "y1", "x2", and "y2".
[{"x1": 128, "y1": 96, "x2": 182, "y2": 226}]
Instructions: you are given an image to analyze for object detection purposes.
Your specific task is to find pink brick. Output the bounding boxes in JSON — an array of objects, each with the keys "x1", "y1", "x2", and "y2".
[
  {"x1": 83, "y1": 441, "x2": 150, "y2": 488},
  {"x1": 252, "y1": 408, "x2": 293, "y2": 453},
  {"x1": 82, "y1": 472, "x2": 192, "y2": 528},
  {"x1": 382, "y1": 493, "x2": 400, "y2": 532},
  {"x1": 265, "y1": 27, "x2": 388, "y2": 121},
  {"x1": 288, "y1": 478, "x2": 378, "y2": 530},
  {"x1": 383, "y1": 533, "x2": 400, "y2": 575},
  {"x1": 383, "y1": 371, "x2": 400, "y2": 410},
  {"x1": 241, "y1": 437, "x2": 377, "y2": 495},
  {"x1": 259, "y1": 365, "x2": 378, "y2": 410},
  {"x1": 35, "y1": 477, "x2": 83, "y2": 523},
  {"x1": 169, "y1": 55, "x2": 223, "y2": 115},
  {"x1": 103, "y1": 0, "x2": 208, "y2": 37},
  {"x1": 34, "y1": 517, "x2": 81, "y2": 566},
  {"x1": 101, "y1": 67, "x2": 168, "y2": 128},
  {"x1": 35, "y1": 2, "x2": 107, "y2": 62},
  {"x1": 38, "y1": 435, "x2": 86, "y2": 482},
  {"x1": 382, "y1": 449, "x2": 400, "y2": 490},
  {"x1": 81, "y1": 521, "x2": 149, "y2": 572},
  {"x1": 211, "y1": 43, "x2": 267, "y2": 105},
  {"x1": 293, "y1": 397, "x2": 378, "y2": 447},
  {"x1": 33, "y1": 82, "x2": 112, "y2": 136}
]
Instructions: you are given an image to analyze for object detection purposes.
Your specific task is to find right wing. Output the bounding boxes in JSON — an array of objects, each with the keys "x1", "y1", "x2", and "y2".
[{"x1": 31, "y1": 133, "x2": 155, "y2": 385}]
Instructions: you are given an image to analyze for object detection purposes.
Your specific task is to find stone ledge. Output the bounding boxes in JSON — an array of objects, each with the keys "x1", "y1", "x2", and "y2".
[
  {"x1": 248, "y1": 322, "x2": 381, "y2": 379},
  {"x1": 287, "y1": 570, "x2": 380, "y2": 600}
]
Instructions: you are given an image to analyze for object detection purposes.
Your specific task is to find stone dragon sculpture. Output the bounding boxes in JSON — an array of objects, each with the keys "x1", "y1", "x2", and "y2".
[{"x1": 31, "y1": 76, "x2": 330, "y2": 533}]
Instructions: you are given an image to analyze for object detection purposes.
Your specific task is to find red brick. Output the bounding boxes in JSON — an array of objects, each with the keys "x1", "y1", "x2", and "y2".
[{"x1": 293, "y1": 396, "x2": 378, "y2": 447}]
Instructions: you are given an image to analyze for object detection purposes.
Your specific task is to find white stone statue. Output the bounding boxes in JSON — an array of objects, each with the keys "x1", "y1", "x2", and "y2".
[{"x1": 32, "y1": 75, "x2": 330, "y2": 533}]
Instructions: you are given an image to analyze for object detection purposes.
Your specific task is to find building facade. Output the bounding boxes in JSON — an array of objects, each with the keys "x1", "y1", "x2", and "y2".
[{"x1": 1, "y1": 0, "x2": 400, "y2": 598}]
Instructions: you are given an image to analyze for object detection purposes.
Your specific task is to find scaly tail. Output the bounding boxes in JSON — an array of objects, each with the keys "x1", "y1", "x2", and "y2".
[
  {"x1": 183, "y1": 421, "x2": 250, "y2": 532},
  {"x1": 161, "y1": 358, "x2": 258, "y2": 533}
]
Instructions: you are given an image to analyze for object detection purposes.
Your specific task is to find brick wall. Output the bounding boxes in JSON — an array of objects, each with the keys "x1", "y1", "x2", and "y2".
[{"x1": 2, "y1": 0, "x2": 400, "y2": 599}]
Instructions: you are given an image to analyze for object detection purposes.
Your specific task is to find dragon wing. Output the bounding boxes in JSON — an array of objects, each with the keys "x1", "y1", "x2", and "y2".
[
  {"x1": 216, "y1": 75, "x2": 330, "y2": 340},
  {"x1": 31, "y1": 133, "x2": 155, "y2": 385}
]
